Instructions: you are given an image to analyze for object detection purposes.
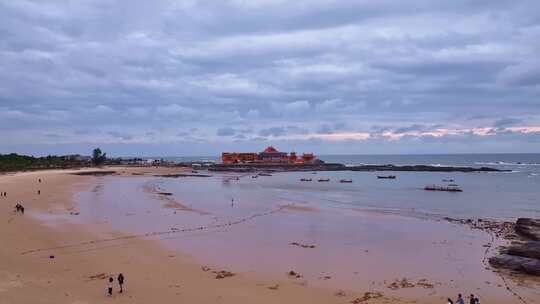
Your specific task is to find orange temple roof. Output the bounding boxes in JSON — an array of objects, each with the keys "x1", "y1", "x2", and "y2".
[{"x1": 263, "y1": 146, "x2": 279, "y2": 153}]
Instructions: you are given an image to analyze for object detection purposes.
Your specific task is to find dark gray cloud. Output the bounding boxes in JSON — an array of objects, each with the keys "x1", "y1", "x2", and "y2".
[
  {"x1": 216, "y1": 127, "x2": 236, "y2": 136},
  {"x1": 493, "y1": 118, "x2": 523, "y2": 128},
  {"x1": 1, "y1": 0, "x2": 540, "y2": 155},
  {"x1": 259, "y1": 127, "x2": 287, "y2": 137},
  {"x1": 107, "y1": 131, "x2": 133, "y2": 141}
]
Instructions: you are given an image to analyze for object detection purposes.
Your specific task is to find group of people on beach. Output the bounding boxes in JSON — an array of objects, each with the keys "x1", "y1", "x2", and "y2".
[
  {"x1": 0, "y1": 191, "x2": 7, "y2": 197},
  {"x1": 448, "y1": 294, "x2": 480, "y2": 304},
  {"x1": 106, "y1": 273, "x2": 125, "y2": 296}
]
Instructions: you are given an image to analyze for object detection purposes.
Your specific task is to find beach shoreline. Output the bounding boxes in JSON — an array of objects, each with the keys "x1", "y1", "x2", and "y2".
[
  {"x1": 0, "y1": 167, "x2": 365, "y2": 304},
  {"x1": 1, "y1": 167, "x2": 538, "y2": 304}
]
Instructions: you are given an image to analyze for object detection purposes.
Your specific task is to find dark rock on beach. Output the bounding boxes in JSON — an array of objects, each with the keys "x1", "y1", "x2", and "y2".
[
  {"x1": 506, "y1": 241, "x2": 540, "y2": 260},
  {"x1": 488, "y1": 218, "x2": 540, "y2": 276},
  {"x1": 489, "y1": 254, "x2": 540, "y2": 276},
  {"x1": 71, "y1": 170, "x2": 117, "y2": 176},
  {"x1": 515, "y1": 218, "x2": 540, "y2": 241},
  {"x1": 153, "y1": 173, "x2": 212, "y2": 178}
]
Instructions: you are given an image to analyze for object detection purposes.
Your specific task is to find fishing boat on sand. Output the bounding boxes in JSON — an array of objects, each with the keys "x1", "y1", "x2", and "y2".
[
  {"x1": 318, "y1": 178, "x2": 330, "y2": 182},
  {"x1": 339, "y1": 179, "x2": 353, "y2": 183},
  {"x1": 424, "y1": 184, "x2": 462, "y2": 192},
  {"x1": 377, "y1": 175, "x2": 396, "y2": 179},
  {"x1": 300, "y1": 178, "x2": 312, "y2": 182},
  {"x1": 258, "y1": 173, "x2": 272, "y2": 176}
]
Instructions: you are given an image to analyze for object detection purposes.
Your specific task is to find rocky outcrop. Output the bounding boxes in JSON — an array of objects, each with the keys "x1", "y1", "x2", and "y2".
[
  {"x1": 506, "y1": 241, "x2": 540, "y2": 260},
  {"x1": 515, "y1": 218, "x2": 540, "y2": 241},
  {"x1": 209, "y1": 163, "x2": 505, "y2": 173},
  {"x1": 489, "y1": 218, "x2": 540, "y2": 276},
  {"x1": 489, "y1": 254, "x2": 540, "y2": 276}
]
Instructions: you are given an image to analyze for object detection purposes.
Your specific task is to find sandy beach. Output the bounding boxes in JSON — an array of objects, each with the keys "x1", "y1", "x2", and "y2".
[{"x1": 1, "y1": 167, "x2": 539, "y2": 304}]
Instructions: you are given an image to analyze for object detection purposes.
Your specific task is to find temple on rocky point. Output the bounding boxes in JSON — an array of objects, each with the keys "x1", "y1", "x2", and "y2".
[{"x1": 222, "y1": 146, "x2": 319, "y2": 164}]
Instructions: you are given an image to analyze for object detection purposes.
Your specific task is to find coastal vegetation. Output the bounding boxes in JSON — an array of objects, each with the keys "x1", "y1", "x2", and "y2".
[
  {"x1": 0, "y1": 153, "x2": 85, "y2": 172},
  {"x1": 0, "y1": 149, "x2": 107, "y2": 172},
  {"x1": 92, "y1": 148, "x2": 107, "y2": 165}
]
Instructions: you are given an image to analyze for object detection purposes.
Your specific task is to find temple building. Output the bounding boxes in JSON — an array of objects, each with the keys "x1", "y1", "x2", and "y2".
[
  {"x1": 258, "y1": 146, "x2": 288, "y2": 162},
  {"x1": 222, "y1": 146, "x2": 319, "y2": 164}
]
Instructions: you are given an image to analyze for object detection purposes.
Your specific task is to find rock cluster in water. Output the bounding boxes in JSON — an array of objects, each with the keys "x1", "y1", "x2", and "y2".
[{"x1": 489, "y1": 218, "x2": 540, "y2": 276}]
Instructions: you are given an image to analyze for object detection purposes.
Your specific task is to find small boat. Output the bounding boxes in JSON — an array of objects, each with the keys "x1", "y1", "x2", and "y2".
[
  {"x1": 300, "y1": 178, "x2": 312, "y2": 182},
  {"x1": 258, "y1": 173, "x2": 272, "y2": 176},
  {"x1": 442, "y1": 179, "x2": 454, "y2": 182},
  {"x1": 339, "y1": 179, "x2": 353, "y2": 183},
  {"x1": 424, "y1": 184, "x2": 462, "y2": 192},
  {"x1": 311, "y1": 172, "x2": 318, "y2": 174},
  {"x1": 318, "y1": 178, "x2": 330, "y2": 182},
  {"x1": 377, "y1": 175, "x2": 396, "y2": 179}
]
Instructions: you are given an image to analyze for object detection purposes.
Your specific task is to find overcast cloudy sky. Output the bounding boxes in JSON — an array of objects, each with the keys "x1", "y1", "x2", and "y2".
[{"x1": 1, "y1": 0, "x2": 540, "y2": 156}]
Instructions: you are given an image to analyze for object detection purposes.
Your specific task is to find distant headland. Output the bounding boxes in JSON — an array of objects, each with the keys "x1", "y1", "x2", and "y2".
[{"x1": 0, "y1": 146, "x2": 508, "y2": 173}]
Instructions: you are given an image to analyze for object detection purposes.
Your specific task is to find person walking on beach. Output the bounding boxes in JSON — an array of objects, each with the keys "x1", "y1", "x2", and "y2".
[
  {"x1": 117, "y1": 273, "x2": 125, "y2": 293},
  {"x1": 107, "y1": 277, "x2": 113, "y2": 296},
  {"x1": 469, "y1": 294, "x2": 475, "y2": 304},
  {"x1": 14, "y1": 203, "x2": 24, "y2": 214},
  {"x1": 456, "y1": 294, "x2": 465, "y2": 304}
]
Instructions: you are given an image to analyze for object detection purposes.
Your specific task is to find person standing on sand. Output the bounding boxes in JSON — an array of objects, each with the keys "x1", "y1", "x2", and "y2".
[
  {"x1": 107, "y1": 277, "x2": 113, "y2": 296},
  {"x1": 117, "y1": 273, "x2": 124, "y2": 293},
  {"x1": 456, "y1": 294, "x2": 465, "y2": 304},
  {"x1": 469, "y1": 294, "x2": 475, "y2": 304}
]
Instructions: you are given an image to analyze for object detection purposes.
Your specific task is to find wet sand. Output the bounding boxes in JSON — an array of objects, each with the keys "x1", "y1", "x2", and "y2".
[{"x1": 1, "y1": 167, "x2": 539, "y2": 303}]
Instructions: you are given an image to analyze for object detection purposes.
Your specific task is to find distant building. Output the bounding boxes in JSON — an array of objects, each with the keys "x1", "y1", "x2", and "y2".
[
  {"x1": 222, "y1": 152, "x2": 258, "y2": 164},
  {"x1": 258, "y1": 146, "x2": 288, "y2": 163},
  {"x1": 222, "y1": 146, "x2": 320, "y2": 164}
]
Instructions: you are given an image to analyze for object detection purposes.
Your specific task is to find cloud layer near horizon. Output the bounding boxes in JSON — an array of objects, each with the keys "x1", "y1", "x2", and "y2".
[{"x1": 1, "y1": 0, "x2": 540, "y2": 156}]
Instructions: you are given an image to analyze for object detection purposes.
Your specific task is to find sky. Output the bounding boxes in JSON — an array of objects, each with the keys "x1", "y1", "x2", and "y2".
[{"x1": 1, "y1": 0, "x2": 540, "y2": 156}]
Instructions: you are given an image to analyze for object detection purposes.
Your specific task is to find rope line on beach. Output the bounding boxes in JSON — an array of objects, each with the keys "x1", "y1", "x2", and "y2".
[
  {"x1": 481, "y1": 233, "x2": 494, "y2": 266},
  {"x1": 481, "y1": 231, "x2": 528, "y2": 304},
  {"x1": 20, "y1": 204, "x2": 292, "y2": 256}
]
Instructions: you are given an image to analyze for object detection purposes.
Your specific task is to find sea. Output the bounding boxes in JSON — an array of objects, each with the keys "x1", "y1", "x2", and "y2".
[
  {"x1": 63, "y1": 153, "x2": 540, "y2": 299},
  {"x1": 149, "y1": 153, "x2": 540, "y2": 220}
]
